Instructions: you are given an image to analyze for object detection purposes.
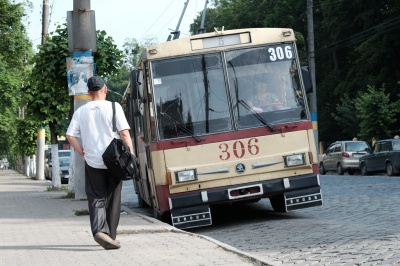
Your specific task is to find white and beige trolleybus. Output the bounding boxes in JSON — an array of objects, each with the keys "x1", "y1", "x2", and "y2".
[{"x1": 123, "y1": 28, "x2": 322, "y2": 229}]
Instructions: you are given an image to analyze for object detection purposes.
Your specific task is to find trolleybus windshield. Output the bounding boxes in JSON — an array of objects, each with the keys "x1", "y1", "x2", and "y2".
[{"x1": 152, "y1": 43, "x2": 308, "y2": 141}]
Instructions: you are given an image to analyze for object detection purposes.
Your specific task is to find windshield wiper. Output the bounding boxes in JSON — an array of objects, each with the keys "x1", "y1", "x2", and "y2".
[
  {"x1": 238, "y1": 100, "x2": 275, "y2": 131},
  {"x1": 160, "y1": 112, "x2": 202, "y2": 142}
]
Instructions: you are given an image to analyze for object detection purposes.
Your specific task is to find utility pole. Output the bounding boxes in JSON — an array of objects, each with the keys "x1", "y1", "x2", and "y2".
[
  {"x1": 41, "y1": 0, "x2": 49, "y2": 43},
  {"x1": 67, "y1": 0, "x2": 96, "y2": 199},
  {"x1": 307, "y1": 0, "x2": 319, "y2": 156},
  {"x1": 36, "y1": 0, "x2": 50, "y2": 181}
]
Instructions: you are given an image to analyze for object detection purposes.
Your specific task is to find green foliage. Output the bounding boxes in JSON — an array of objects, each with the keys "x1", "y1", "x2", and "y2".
[
  {"x1": 106, "y1": 67, "x2": 130, "y2": 102},
  {"x1": 109, "y1": 36, "x2": 159, "y2": 103},
  {"x1": 355, "y1": 85, "x2": 399, "y2": 141},
  {"x1": 74, "y1": 209, "x2": 90, "y2": 216},
  {"x1": 0, "y1": 0, "x2": 32, "y2": 163},
  {"x1": 15, "y1": 118, "x2": 40, "y2": 157},
  {"x1": 315, "y1": 0, "x2": 400, "y2": 142},
  {"x1": 95, "y1": 30, "x2": 123, "y2": 77},
  {"x1": 25, "y1": 24, "x2": 123, "y2": 146},
  {"x1": 122, "y1": 36, "x2": 157, "y2": 70},
  {"x1": 188, "y1": 0, "x2": 400, "y2": 146},
  {"x1": 332, "y1": 94, "x2": 360, "y2": 139},
  {"x1": 190, "y1": 0, "x2": 309, "y2": 60}
]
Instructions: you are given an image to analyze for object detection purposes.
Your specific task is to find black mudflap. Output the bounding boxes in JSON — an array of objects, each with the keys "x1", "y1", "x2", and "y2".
[
  {"x1": 171, "y1": 205, "x2": 212, "y2": 229},
  {"x1": 285, "y1": 186, "x2": 323, "y2": 211}
]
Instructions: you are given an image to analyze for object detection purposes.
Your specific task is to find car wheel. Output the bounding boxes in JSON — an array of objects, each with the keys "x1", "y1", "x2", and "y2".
[
  {"x1": 348, "y1": 170, "x2": 355, "y2": 175},
  {"x1": 319, "y1": 163, "x2": 326, "y2": 175},
  {"x1": 360, "y1": 163, "x2": 368, "y2": 176},
  {"x1": 337, "y1": 163, "x2": 344, "y2": 175},
  {"x1": 386, "y1": 162, "x2": 394, "y2": 176}
]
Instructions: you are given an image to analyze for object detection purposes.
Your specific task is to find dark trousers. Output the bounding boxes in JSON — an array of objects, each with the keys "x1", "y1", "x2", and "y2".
[{"x1": 85, "y1": 163, "x2": 122, "y2": 240}]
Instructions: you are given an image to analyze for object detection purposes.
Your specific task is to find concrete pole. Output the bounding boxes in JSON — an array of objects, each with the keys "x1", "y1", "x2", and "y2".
[
  {"x1": 307, "y1": 0, "x2": 318, "y2": 156},
  {"x1": 36, "y1": 127, "x2": 45, "y2": 180},
  {"x1": 70, "y1": 0, "x2": 92, "y2": 199},
  {"x1": 24, "y1": 156, "x2": 30, "y2": 176},
  {"x1": 72, "y1": 95, "x2": 90, "y2": 199},
  {"x1": 41, "y1": 0, "x2": 49, "y2": 43},
  {"x1": 36, "y1": 0, "x2": 49, "y2": 180}
]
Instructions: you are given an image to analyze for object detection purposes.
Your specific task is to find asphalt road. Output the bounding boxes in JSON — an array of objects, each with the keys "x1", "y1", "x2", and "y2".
[{"x1": 122, "y1": 174, "x2": 400, "y2": 265}]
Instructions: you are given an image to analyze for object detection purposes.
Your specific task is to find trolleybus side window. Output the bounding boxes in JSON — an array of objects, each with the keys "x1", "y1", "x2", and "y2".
[{"x1": 152, "y1": 53, "x2": 231, "y2": 140}]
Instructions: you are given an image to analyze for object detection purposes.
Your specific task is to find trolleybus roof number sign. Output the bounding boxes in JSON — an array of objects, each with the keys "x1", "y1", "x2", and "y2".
[{"x1": 268, "y1": 45, "x2": 293, "y2": 62}]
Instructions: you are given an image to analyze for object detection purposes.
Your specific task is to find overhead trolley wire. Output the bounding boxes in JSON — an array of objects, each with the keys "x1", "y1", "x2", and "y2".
[
  {"x1": 139, "y1": 0, "x2": 176, "y2": 41},
  {"x1": 154, "y1": 9, "x2": 182, "y2": 38},
  {"x1": 316, "y1": 15, "x2": 400, "y2": 55}
]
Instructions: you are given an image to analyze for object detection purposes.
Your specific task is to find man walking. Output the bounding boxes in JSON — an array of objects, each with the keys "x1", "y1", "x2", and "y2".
[{"x1": 66, "y1": 76, "x2": 133, "y2": 250}]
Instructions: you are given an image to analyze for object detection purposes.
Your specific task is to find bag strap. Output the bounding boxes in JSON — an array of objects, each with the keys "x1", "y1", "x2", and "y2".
[{"x1": 112, "y1": 102, "x2": 116, "y2": 132}]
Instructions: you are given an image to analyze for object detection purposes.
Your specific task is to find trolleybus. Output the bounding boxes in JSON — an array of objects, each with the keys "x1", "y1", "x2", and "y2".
[{"x1": 123, "y1": 28, "x2": 322, "y2": 229}]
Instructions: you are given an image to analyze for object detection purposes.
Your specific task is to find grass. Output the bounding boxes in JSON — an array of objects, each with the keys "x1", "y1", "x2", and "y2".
[
  {"x1": 46, "y1": 185, "x2": 68, "y2": 192},
  {"x1": 74, "y1": 209, "x2": 90, "y2": 216},
  {"x1": 60, "y1": 191, "x2": 75, "y2": 199}
]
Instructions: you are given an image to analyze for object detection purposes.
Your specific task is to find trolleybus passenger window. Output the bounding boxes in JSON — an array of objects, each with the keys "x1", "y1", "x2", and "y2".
[{"x1": 152, "y1": 53, "x2": 231, "y2": 140}]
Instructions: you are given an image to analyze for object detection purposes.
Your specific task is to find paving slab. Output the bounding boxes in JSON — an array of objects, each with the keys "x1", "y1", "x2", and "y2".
[{"x1": 0, "y1": 170, "x2": 271, "y2": 266}]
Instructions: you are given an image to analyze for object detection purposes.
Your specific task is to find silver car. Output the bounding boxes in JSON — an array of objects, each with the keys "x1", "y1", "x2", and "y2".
[
  {"x1": 319, "y1": 141, "x2": 371, "y2": 175},
  {"x1": 45, "y1": 150, "x2": 71, "y2": 182}
]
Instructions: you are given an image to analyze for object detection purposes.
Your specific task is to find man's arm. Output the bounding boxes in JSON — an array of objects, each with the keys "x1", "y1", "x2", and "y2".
[
  {"x1": 119, "y1": 129, "x2": 134, "y2": 156},
  {"x1": 66, "y1": 135, "x2": 84, "y2": 159}
]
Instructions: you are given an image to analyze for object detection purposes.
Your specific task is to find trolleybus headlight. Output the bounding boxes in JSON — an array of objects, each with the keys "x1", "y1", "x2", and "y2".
[
  {"x1": 283, "y1": 154, "x2": 306, "y2": 167},
  {"x1": 175, "y1": 169, "x2": 197, "y2": 183}
]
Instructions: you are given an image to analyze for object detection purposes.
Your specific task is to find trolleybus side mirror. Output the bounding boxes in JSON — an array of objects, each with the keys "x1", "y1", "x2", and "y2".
[
  {"x1": 132, "y1": 102, "x2": 140, "y2": 117},
  {"x1": 301, "y1": 66, "x2": 313, "y2": 94},
  {"x1": 130, "y1": 70, "x2": 142, "y2": 100}
]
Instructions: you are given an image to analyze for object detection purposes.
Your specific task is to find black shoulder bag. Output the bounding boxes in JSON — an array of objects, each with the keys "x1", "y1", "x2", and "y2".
[{"x1": 102, "y1": 102, "x2": 139, "y2": 181}]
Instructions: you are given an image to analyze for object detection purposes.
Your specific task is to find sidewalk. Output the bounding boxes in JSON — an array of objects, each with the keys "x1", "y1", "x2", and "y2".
[{"x1": 0, "y1": 170, "x2": 269, "y2": 266}]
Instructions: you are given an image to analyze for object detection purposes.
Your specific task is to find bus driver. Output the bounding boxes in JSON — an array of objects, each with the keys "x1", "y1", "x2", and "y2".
[{"x1": 247, "y1": 80, "x2": 281, "y2": 113}]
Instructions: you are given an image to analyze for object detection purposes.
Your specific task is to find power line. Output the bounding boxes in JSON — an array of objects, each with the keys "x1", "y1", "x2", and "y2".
[
  {"x1": 316, "y1": 16, "x2": 400, "y2": 55},
  {"x1": 155, "y1": 9, "x2": 182, "y2": 38},
  {"x1": 49, "y1": 0, "x2": 57, "y2": 25},
  {"x1": 139, "y1": 0, "x2": 176, "y2": 41}
]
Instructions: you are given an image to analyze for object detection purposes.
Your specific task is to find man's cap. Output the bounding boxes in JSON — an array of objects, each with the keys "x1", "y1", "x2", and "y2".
[{"x1": 87, "y1": 76, "x2": 105, "y2": 91}]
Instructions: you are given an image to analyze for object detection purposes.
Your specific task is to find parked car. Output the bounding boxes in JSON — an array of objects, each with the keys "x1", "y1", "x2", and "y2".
[
  {"x1": 58, "y1": 156, "x2": 71, "y2": 184},
  {"x1": 45, "y1": 150, "x2": 71, "y2": 183},
  {"x1": 319, "y1": 140, "x2": 371, "y2": 175},
  {"x1": 359, "y1": 139, "x2": 400, "y2": 176}
]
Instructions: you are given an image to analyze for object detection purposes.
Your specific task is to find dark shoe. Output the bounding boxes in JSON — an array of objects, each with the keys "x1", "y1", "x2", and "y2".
[{"x1": 94, "y1": 232, "x2": 121, "y2": 250}]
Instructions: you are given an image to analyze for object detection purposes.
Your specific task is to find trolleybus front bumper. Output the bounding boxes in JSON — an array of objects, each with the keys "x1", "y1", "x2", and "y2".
[{"x1": 169, "y1": 174, "x2": 322, "y2": 229}]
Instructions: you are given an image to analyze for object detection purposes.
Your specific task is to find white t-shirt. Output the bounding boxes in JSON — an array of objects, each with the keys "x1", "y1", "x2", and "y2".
[{"x1": 66, "y1": 100, "x2": 130, "y2": 169}]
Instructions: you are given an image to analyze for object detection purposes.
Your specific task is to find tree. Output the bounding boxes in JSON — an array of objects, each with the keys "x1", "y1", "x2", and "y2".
[
  {"x1": 355, "y1": 85, "x2": 399, "y2": 141},
  {"x1": 122, "y1": 36, "x2": 158, "y2": 70},
  {"x1": 0, "y1": 0, "x2": 32, "y2": 167},
  {"x1": 332, "y1": 94, "x2": 360, "y2": 140},
  {"x1": 189, "y1": 0, "x2": 309, "y2": 60},
  {"x1": 189, "y1": 0, "x2": 400, "y2": 146},
  {"x1": 105, "y1": 36, "x2": 159, "y2": 103},
  {"x1": 316, "y1": 0, "x2": 400, "y2": 143},
  {"x1": 24, "y1": 23, "x2": 123, "y2": 187}
]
